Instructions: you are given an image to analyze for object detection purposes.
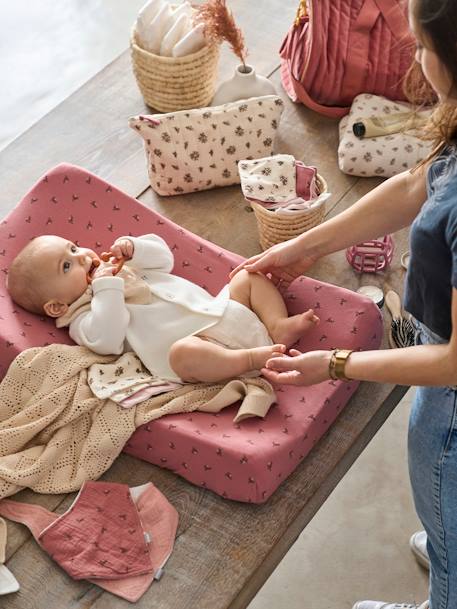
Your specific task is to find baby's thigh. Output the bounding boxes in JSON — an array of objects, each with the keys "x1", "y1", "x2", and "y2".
[{"x1": 227, "y1": 269, "x2": 252, "y2": 308}]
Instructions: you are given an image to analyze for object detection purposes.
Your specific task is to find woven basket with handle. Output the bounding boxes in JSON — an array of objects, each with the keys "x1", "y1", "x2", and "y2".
[
  {"x1": 130, "y1": 28, "x2": 220, "y2": 112},
  {"x1": 250, "y1": 174, "x2": 328, "y2": 250}
]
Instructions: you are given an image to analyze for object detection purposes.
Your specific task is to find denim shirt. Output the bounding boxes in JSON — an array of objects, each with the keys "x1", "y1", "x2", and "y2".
[{"x1": 404, "y1": 145, "x2": 457, "y2": 340}]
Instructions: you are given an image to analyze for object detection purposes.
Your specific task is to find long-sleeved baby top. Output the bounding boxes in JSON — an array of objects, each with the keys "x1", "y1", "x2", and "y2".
[{"x1": 64, "y1": 234, "x2": 230, "y2": 381}]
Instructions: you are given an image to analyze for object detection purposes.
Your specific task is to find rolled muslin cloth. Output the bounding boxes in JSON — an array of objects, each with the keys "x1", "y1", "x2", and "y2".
[
  {"x1": 136, "y1": 0, "x2": 164, "y2": 47},
  {"x1": 136, "y1": 0, "x2": 198, "y2": 57},
  {"x1": 140, "y1": 2, "x2": 175, "y2": 54},
  {"x1": 160, "y1": 13, "x2": 191, "y2": 56},
  {"x1": 172, "y1": 22, "x2": 206, "y2": 57}
]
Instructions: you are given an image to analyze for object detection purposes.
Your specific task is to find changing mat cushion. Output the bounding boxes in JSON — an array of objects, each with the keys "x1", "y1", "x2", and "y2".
[{"x1": 0, "y1": 164, "x2": 383, "y2": 503}]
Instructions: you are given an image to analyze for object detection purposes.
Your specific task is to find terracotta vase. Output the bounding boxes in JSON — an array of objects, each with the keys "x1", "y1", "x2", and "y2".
[{"x1": 212, "y1": 63, "x2": 277, "y2": 105}]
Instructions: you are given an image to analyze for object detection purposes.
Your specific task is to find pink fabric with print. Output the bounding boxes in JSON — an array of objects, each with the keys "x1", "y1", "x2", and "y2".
[
  {"x1": 39, "y1": 481, "x2": 152, "y2": 580},
  {"x1": 0, "y1": 481, "x2": 178, "y2": 602},
  {"x1": 0, "y1": 164, "x2": 383, "y2": 503},
  {"x1": 295, "y1": 162, "x2": 318, "y2": 200}
]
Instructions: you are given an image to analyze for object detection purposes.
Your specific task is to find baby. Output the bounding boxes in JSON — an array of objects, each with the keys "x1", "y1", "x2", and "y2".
[{"x1": 7, "y1": 233, "x2": 319, "y2": 383}]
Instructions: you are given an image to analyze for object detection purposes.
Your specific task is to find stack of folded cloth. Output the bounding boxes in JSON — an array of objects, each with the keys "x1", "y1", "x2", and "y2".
[
  {"x1": 238, "y1": 154, "x2": 330, "y2": 215},
  {"x1": 135, "y1": 0, "x2": 207, "y2": 57}
]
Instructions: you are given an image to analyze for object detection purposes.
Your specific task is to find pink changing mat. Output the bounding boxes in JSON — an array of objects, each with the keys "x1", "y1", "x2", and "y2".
[{"x1": 0, "y1": 164, "x2": 383, "y2": 503}]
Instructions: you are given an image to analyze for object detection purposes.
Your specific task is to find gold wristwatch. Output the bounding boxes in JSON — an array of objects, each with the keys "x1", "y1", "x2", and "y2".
[{"x1": 329, "y1": 349, "x2": 353, "y2": 381}]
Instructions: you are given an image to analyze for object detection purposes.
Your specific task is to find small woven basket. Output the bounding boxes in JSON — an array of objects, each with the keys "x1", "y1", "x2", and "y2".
[
  {"x1": 250, "y1": 174, "x2": 328, "y2": 250},
  {"x1": 130, "y1": 28, "x2": 220, "y2": 112}
]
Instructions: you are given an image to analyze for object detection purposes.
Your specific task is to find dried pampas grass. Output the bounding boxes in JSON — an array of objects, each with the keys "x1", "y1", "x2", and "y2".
[{"x1": 194, "y1": 0, "x2": 247, "y2": 68}]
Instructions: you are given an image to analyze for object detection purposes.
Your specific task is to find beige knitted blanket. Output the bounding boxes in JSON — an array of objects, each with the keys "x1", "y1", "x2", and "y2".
[{"x1": 0, "y1": 344, "x2": 275, "y2": 499}]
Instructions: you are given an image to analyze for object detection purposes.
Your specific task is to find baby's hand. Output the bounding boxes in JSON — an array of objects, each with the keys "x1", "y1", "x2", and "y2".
[
  {"x1": 110, "y1": 238, "x2": 134, "y2": 261},
  {"x1": 91, "y1": 262, "x2": 119, "y2": 280}
]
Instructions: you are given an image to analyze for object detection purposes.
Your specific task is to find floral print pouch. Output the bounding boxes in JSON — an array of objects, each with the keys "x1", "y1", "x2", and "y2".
[
  {"x1": 338, "y1": 93, "x2": 434, "y2": 178},
  {"x1": 129, "y1": 95, "x2": 284, "y2": 196}
]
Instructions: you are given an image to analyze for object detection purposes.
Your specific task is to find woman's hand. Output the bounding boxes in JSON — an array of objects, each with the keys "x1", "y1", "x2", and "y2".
[
  {"x1": 229, "y1": 237, "x2": 318, "y2": 288},
  {"x1": 110, "y1": 238, "x2": 134, "y2": 261},
  {"x1": 262, "y1": 348, "x2": 332, "y2": 386}
]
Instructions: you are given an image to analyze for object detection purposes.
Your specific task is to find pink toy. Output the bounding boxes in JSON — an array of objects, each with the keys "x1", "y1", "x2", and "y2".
[{"x1": 346, "y1": 235, "x2": 394, "y2": 273}]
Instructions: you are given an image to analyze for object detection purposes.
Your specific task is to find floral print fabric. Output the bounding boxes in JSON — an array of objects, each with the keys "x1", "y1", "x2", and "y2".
[
  {"x1": 338, "y1": 93, "x2": 434, "y2": 178},
  {"x1": 129, "y1": 95, "x2": 284, "y2": 196},
  {"x1": 238, "y1": 154, "x2": 297, "y2": 203}
]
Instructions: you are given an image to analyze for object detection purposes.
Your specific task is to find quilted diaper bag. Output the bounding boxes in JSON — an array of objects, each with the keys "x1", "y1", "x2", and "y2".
[{"x1": 280, "y1": 0, "x2": 417, "y2": 118}]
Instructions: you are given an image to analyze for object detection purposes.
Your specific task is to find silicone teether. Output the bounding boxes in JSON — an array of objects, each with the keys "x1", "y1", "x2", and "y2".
[
  {"x1": 100, "y1": 252, "x2": 126, "y2": 275},
  {"x1": 86, "y1": 253, "x2": 125, "y2": 284}
]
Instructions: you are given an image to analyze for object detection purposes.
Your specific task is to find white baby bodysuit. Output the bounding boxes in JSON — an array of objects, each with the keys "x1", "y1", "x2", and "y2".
[{"x1": 69, "y1": 234, "x2": 230, "y2": 381}]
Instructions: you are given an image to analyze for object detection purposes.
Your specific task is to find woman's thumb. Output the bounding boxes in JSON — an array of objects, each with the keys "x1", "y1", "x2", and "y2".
[{"x1": 289, "y1": 348, "x2": 302, "y2": 356}]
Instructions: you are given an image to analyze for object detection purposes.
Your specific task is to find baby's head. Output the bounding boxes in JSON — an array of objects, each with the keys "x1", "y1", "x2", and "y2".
[{"x1": 7, "y1": 235, "x2": 99, "y2": 317}]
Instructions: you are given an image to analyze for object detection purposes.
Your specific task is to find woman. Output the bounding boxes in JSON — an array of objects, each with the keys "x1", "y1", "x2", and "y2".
[{"x1": 232, "y1": 1, "x2": 457, "y2": 608}]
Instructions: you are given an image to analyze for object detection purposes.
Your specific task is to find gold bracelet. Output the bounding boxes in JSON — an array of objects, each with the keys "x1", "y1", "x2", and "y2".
[{"x1": 328, "y1": 349, "x2": 353, "y2": 381}]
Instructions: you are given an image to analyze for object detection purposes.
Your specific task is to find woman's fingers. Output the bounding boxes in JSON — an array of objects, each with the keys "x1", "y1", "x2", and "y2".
[
  {"x1": 289, "y1": 348, "x2": 303, "y2": 356},
  {"x1": 265, "y1": 354, "x2": 296, "y2": 371},
  {"x1": 261, "y1": 367, "x2": 302, "y2": 385},
  {"x1": 229, "y1": 253, "x2": 264, "y2": 278}
]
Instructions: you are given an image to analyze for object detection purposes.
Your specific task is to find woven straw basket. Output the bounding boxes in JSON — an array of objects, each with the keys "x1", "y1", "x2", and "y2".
[
  {"x1": 130, "y1": 28, "x2": 220, "y2": 112},
  {"x1": 250, "y1": 174, "x2": 328, "y2": 250}
]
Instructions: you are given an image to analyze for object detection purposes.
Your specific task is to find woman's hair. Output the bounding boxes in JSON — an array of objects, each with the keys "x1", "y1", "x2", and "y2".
[{"x1": 405, "y1": 0, "x2": 457, "y2": 152}]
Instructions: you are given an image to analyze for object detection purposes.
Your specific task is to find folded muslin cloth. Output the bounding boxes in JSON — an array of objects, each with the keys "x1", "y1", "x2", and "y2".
[
  {"x1": 238, "y1": 154, "x2": 331, "y2": 214},
  {"x1": 239, "y1": 155, "x2": 297, "y2": 204},
  {"x1": 88, "y1": 351, "x2": 182, "y2": 406},
  {"x1": 135, "y1": 0, "x2": 205, "y2": 57}
]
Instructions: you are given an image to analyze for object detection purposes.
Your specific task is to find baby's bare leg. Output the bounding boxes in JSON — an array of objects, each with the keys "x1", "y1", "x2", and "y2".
[
  {"x1": 228, "y1": 269, "x2": 319, "y2": 347},
  {"x1": 169, "y1": 336, "x2": 286, "y2": 383}
]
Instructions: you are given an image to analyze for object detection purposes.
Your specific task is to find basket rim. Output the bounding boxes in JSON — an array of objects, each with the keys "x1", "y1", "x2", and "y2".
[{"x1": 131, "y1": 27, "x2": 219, "y2": 63}]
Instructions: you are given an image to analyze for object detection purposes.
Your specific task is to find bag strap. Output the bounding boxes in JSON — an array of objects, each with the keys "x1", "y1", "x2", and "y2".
[
  {"x1": 339, "y1": 0, "x2": 381, "y2": 105},
  {"x1": 340, "y1": 0, "x2": 410, "y2": 104},
  {"x1": 374, "y1": 0, "x2": 410, "y2": 40}
]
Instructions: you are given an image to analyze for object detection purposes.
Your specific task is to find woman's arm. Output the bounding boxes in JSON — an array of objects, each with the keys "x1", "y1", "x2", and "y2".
[
  {"x1": 301, "y1": 166, "x2": 428, "y2": 260},
  {"x1": 231, "y1": 166, "x2": 428, "y2": 284},
  {"x1": 263, "y1": 288, "x2": 457, "y2": 388}
]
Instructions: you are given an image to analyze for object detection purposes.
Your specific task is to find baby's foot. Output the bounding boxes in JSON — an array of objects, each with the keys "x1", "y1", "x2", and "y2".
[
  {"x1": 247, "y1": 344, "x2": 287, "y2": 371},
  {"x1": 270, "y1": 309, "x2": 319, "y2": 347}
]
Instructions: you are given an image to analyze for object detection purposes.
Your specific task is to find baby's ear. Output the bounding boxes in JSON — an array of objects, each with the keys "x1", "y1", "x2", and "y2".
[{"x1": 43, "y1": 299, "x2": 68, "y2": 318}]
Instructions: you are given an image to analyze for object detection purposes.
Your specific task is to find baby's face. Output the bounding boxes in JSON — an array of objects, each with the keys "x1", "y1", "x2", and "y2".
[{"x1": 37, "y1": 236, "x2": 99, "y2": 306}]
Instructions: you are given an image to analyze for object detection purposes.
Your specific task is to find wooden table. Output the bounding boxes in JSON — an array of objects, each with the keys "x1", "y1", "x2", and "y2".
[{"x1": 0, "y1": 2, "x2": 410, "y2": 607}]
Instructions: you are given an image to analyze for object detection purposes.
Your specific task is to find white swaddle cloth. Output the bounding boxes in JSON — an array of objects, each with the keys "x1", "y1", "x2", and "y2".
[{"x1": 135, "y1": 0, "x2": 204, "y2": 57}]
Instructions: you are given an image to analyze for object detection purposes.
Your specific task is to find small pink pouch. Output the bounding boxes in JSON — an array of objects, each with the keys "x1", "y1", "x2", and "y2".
[{"x1": 295, "y1": 162, "x2": 318, "y2": 199}]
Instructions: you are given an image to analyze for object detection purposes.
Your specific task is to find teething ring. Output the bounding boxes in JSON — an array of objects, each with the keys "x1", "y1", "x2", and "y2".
[
  {"x1": 86, "y1": 252, "x2": 126, "y2": 284},
  {"x1": 100, "y1": 251, "x2": 126, "y2": 275}
]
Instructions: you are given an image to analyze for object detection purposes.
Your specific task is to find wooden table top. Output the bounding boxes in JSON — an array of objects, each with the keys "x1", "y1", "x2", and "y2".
[{"x1": 0, "y1": 2, "x2": 410, "y2": 608}]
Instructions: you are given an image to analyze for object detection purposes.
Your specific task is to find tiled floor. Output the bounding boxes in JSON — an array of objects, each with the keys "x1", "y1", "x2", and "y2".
[{"x1": 2, "y1": 2, "x2": 430, "y2": 607}]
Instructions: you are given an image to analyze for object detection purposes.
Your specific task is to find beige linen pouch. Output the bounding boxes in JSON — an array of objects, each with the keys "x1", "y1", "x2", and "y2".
[{"x1": 128, "y1": 95, "x2": 284, "y2": 196}]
